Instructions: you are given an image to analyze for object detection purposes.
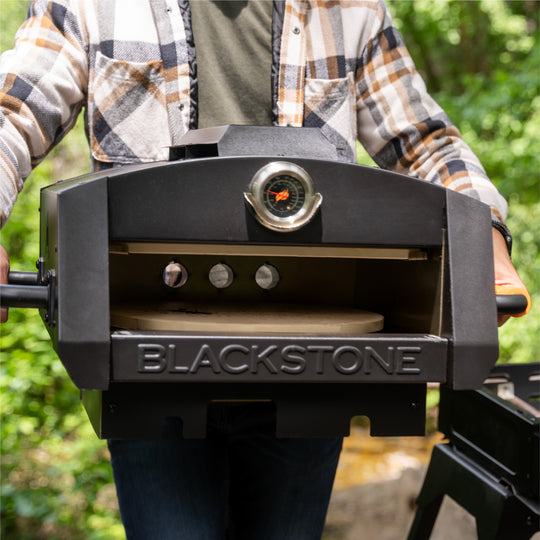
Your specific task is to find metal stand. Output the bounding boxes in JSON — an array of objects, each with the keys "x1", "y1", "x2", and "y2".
[
  {"x1": 408, "y1": 363, "x2": 540, "y2": 539},
  {"x1": 407, "y1": 444, "x2": 539, "y2": 539}
]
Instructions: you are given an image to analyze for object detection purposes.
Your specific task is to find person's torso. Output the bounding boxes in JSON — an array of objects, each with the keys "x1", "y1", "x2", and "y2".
[
  {"x1": 190, "y1": 0, "x2": 273, "y2": 129},
  {"x1": 84, "y1": 0, "x2": 383, "y2": 167}
]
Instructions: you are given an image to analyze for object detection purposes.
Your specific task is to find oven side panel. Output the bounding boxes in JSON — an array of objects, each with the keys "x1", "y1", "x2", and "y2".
[{"x1": 40, "y1": 175, "x2": 111, "y2": 390}]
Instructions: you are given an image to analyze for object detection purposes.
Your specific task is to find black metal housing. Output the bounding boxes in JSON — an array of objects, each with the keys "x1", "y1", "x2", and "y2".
[{"x1": 14, "y1": 126, "x2": 504, "y2": 438}]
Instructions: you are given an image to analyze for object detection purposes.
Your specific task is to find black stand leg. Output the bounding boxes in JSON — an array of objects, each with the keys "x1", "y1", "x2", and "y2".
[{"x1": 407, "y1": 444, "x2": 539, "y2": 540}]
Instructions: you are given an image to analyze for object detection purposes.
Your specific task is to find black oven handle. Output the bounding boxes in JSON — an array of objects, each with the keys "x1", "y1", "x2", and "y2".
[
  {"x1": 1, "y1": 269, "x2": 56, "y2": 326},
  {"x1": 495, "y1": 293, "x2": 529, "y2": 316}
]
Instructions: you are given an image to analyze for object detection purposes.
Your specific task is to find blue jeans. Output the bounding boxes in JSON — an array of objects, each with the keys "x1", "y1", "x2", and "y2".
[{"x1": 108, "y1": 403, "x2": 343, "y2": 540}]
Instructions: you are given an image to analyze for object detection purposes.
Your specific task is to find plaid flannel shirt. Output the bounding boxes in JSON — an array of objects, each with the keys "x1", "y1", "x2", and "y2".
[{"x1": 0, "y1": 0, "x2": 509, "y2": 232}]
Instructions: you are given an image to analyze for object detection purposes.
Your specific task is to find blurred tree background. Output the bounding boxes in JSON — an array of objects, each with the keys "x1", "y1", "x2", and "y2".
[{"x1": 1, "y1": 0, "x2": 538, "y2": 538}]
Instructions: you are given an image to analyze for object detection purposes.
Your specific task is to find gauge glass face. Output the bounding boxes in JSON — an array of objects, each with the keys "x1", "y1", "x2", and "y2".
[
  {"x1": 262, "y1": 175, "x2": 306, "y2": 218},
  {"x1": 245, "y1": 161, "x2": 322, "y2": 232}
]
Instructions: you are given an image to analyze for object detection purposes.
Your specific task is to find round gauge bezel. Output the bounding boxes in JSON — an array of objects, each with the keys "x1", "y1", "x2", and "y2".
[{"x1": 244, "y1": 162, "x2": 322, "y2": 232}]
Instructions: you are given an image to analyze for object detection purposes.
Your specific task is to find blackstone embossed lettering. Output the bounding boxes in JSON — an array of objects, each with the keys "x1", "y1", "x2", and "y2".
[{"x1": 136, "y1": 343, "x2": 423, "y2": 376}]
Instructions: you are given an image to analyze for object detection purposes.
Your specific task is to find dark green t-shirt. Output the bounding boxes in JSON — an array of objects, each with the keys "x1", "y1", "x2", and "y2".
[{"x1": 190, "y1": 0, "x2": 273, "y2": 128}]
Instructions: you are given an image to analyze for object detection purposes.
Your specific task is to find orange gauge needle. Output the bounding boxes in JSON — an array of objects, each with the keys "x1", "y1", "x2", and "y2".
[{"x1": 266, "y1": 188, "x2": 290, "y2": 202}]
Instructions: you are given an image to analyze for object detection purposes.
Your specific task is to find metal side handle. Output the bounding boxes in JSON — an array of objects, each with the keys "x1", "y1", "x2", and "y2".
[
  {"x1": 0, "y1": 283, "x2": 49, "y2": 309},
  {"x1": 0, "y1": 266, "x2": 56, "y2": 326},
  {"x1": 495, "y1": 294, "x2": 529, "y2": 316}
]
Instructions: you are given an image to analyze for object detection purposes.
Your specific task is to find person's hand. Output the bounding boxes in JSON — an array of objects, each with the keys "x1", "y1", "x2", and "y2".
[
  {"x1": 0, "y1": 244, "x2": 9, "y2": 323},
  {"x1": 492, "y1": 228, "x2": 531, "y2": 326}
]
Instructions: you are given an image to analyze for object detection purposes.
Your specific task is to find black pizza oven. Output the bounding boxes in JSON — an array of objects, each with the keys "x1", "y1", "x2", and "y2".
[{"x1": 1, "y1": 126, "x2": 526, "y2": 439}]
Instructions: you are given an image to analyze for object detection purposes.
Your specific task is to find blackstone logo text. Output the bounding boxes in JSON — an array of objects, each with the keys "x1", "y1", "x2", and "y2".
[{"x1": 136, "y1": 343, "x2": 422, "y2": 377}]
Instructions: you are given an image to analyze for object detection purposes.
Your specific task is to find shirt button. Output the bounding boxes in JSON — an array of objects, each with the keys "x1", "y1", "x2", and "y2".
[
  {"x1": 179, "y1": 104, "x2": 184, "y2": 111},
  {"x1": 293, "y1": 26, "x2": 301, "y2": 35}
]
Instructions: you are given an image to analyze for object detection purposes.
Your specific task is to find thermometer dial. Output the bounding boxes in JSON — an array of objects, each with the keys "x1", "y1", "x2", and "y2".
[
  {"x1": 244, "y1": 162, "x2": 322, "y2": 232},
  {"x1": 263, "y1": 175, "x2": 306, "y2": 218}
]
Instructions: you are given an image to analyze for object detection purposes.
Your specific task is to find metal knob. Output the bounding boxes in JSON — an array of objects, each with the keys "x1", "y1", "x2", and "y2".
[
  {"x1": 163, "y1": 261, "x2": 188, "y2": 288},
  {"x1": 208, "y1": 263, "x2": 234, "y2": 289},
  {"x1": 255, "y1": 264, "x2": 280, "y2": 290}
]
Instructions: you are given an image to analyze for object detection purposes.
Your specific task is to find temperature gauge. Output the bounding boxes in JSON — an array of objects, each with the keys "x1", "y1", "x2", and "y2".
[{"x1": 244, "y1": 162, "x2": 322, "y2": 232}]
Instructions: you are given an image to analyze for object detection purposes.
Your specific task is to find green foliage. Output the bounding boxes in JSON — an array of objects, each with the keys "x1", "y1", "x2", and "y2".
[
  {"x1": 388, "y1": 0, "x2": 538, "y2": 96},
  {"x1": 1, "y1": 1, "x2": 539, "y2": 538},
  {"x1": 436, "y1": 48, "x2": 540, "y2": 205},
  {"x1": 0, "y1": 2, "x2": 29, "y2": 52}
]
